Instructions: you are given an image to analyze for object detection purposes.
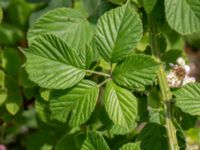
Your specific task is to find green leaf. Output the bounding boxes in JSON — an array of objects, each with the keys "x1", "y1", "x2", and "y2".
[
  {"x1": 3, "y1": 47, "x2": 21, "y2": 79},
  {"x1": 29, "y1": 0, "x2": 72, "y2": 25},
  {"x1": 143, "y1": 0, "x2": 158, "y2": 14},
  {"x1": 56, "y1": 133, "x2": 86, "y2": 150},
  {"x1": 174, "y1": 108, "x2": 198, "y2": 130},
  {"x1": 25, "y1": 130, "x2": 54, "y2": 150},
  {"x1": 108, "y1": 0, "x2": 126, "y2": 5},
  {"x1": 0, "y1": 70, "x2": 5, "y2": 89},
  {"x1": 165, "y1": 0, "x2": 200, "y2": 35},
  {"x1": 185, "y1": 32, "x2": 200, "y2": 49},
  {"x1": 50, "y1": 80, "x2": 99, "y2": 126},
  {"x1": 162, "y1": 49, "x2": 182, "y2": 65},
  {"x1": 0, "y1": 23, "x2": 23, "y2": 45},
  {"x1": 137, "y1": 123, "x2": 169, "y2": 150},
  {"x1": 104, "y1": 80, "x2": 137, "y2": 128},
  {"x1": 95, "y1": 3, "x2": 143, "y2": 62},
  {"x1": 83, "y1": 0, "x2": 101, "y2": 15},
  {"x1": 28, "y1": 8, "x2": 93, "y2": 50},
  {"x1": 7, "y1": 0, "x2": 36, "y2": 30},
  {"x1": 148, "y1": 87, "x2": 161, "y2": 108},
  {"x1": 99, "y1": 107, "x2": 136, "y2": 135},
  {"x1": 4, "y1": 74, "x2": 21, "y2": 115},
  {"x1": 23, "y1": 34, "x2": 86, "y2": 89},
  {"x1": 138, "y1": 96, "x2": 148, "y2": 122},
  {"x1": 1, "y1": 49, "x2": 22, "y2": 115},
  {"x1": 173, "y1": 83, "x2": 200, "y2": 116},
  {"x1": 5, "y1": 93, "x2": 22, "y2": 115},
  {"x1": 113, "y1": 54, "x2": 160, "y2": 89},
  {"x1": 79, "y1": 44, "x2": 94, "y2": 69},
  {"x1": 0, "y1": 7, "x2": 3, "y2": 23},
  {"x1": 120, "y1": 142, "x2": 140, "y2": 150},
  {"x1": 81, "y1": 131, "x2": 110, "y2": 150},
  {"x1": 35, "y1": 96, "x2": 51, "y2": 123},
  {"x1": 0, "y1": 90, "x2": 7, "y2": 106},
  {"x1": 40, "y1": 88, "x2": 51, "y2": 101}
]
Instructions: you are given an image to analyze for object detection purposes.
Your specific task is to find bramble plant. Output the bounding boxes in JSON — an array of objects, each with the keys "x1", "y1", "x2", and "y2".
[{"x1": 1, "y1": 0, "x2": 200, "y2": 149}]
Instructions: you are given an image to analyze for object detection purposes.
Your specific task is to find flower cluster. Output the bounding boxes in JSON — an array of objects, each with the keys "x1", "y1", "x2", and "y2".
[{"x1": 167, "y1": 57, "x2": 196, "y2": 88}]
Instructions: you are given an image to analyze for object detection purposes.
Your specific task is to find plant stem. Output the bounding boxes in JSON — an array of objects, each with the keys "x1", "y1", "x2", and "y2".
[
  {"x1": 149, "y1": 17, "x2": 160, "y2": 58},
  {"x1": 158, "y1": 67, "x2": 179, "y2": 150},
  {"x1": 86, "y1": 70, "x2": 111, "y2": 77},
  {"x1": 98, "y1": 78, "x2": 110, "y2": 87},
  {"x1": 148, "y1": 16, "x2": 179, "y2": 150}
]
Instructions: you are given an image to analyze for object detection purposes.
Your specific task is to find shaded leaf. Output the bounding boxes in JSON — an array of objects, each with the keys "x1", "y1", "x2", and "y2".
[
  {"x1": 137, "y1": 123, "x2": 168, "y2": 150},
  {"x1": 143, "y1": 0, "x2": 158, "y2": 14},
  {"x1": 55, "y1": 133, "x2": 86, "y2": 150},
  {"x1": 0, "y1": 7, "x2": 2, "y2": 23},
  {"x1": 108, "y1": 0, "x2": 126, "y2": 5},
  {"x1": 162, "y1": 49, "x2": 182, "y2": 65}
]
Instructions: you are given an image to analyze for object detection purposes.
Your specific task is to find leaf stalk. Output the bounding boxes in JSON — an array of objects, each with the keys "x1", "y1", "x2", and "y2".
[{"x1": 86, "y1": 70, "x2": 111, "y2": 77}]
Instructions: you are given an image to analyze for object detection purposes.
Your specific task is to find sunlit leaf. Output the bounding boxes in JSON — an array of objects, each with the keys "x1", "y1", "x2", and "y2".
[
  {"x1": 95, "y1": 3, "x2": 143, "y2": 62},
  {"x1": 81, "y1": 131, "x2": 110, "y2": 150},
  {"x1": 173, "y1": 83, "x2": 200, "y2": 116},
  {"x1": 50, "y1": 80, "x2": 99, "y2": 126},
  {"x1": 28, "y1": 8, "x2": 93, "y2": 50},
  {"x1": 23, "y1": 34, "x2": 86, "y2": 89},
  {"x1": 165, "y1": 0, "x2": 200, "y2": 35},
  {"x1": 113, "y1": 54, "x2": 160, "y2": 89},
  {"x1": 104, "y1": 81, "x2": 137, "y2": 128}
]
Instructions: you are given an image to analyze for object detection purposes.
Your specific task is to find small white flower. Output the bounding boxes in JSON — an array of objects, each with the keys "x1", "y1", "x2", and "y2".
[
  {"x1": 182, "y1": 76, "x2": 196, "y2": 86},
  {"x1": 176, "y1": 57, "x2": 185, "y2": 66},
  {"x1": 184, "y1": 65, "x2": 190, "y2": 75},
  {"x1": 167, "y1": 57, "x2": 196, "y2": 88},
  {"x1": 167, "y1": 71, "x2": 182, "y2": 88}
]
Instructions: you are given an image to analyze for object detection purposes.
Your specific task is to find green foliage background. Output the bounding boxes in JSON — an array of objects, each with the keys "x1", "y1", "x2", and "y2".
[{"x1": 0, "y1": 0, "x2": 200, "y2": 150}]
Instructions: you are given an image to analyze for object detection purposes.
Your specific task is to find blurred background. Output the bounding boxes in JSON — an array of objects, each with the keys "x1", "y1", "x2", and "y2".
[{"x1": 0, "y1": 0, "x2": 199, "y2": 149}]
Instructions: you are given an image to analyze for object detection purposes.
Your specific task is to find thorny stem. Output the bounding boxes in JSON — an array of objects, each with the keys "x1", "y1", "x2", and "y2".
[
  {"x1": 86, "y1": 70, "x2": 111, "y2": 77},
  {"x1": 149, "y1": 16, "x2": 179, "y2": 150}
]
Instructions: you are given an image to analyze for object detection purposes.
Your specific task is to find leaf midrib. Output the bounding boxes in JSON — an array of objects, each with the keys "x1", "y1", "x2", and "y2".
[
  {"x1": 111, "y1": 83, "x2": 130, "y2": 128},
  {"x1": 26, "y1": 51, "x2": 84, "y2": 71}
]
